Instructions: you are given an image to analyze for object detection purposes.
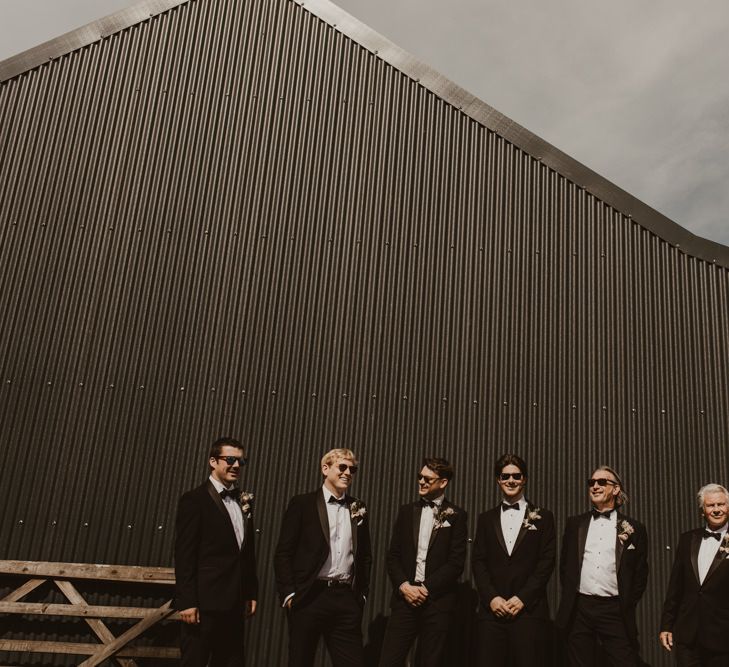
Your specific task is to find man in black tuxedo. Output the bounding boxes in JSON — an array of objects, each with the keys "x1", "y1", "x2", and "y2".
[
  {"x1": 660, "y1": 483, "x2": 729, "y2": 665},
  {"x1": 471, "y1": 453, "x2": 556, "y2": 666},
  {"x1": 556, "y1": 465, "x2": 648, "y2": 667},
  {"x1": 378, "y1": 457, "x2": 467, "y2": 666},
  {"x1": 174, "y1": 437, "x2": 258, "y2": 667},
  {"x1": 274, "y1": 448, "x2": 372, "y2": 667}
]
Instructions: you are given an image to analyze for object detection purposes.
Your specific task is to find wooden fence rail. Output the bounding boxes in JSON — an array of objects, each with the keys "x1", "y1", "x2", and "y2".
[{"x1": 0, "y1": 560, "x2": 180, "y2": 666}]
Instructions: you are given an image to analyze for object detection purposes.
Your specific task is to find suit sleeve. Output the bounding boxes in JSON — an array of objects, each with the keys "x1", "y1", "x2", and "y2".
[
  {"x1": 423, "y1": 509, "x2": 468, "y2": 597},
  {"x1": 629, "y1": 521, "x2": 649, "y2": 606},
  {"x1": 515, "y1": 509, "x2": 556, "y2": 608},
  {"x1": 660, "y1": 535, "x2": 685, "y2": 632},
  {"x1": 241, "y1": 517, "x2": 259, "y2": 600},
  {"x1": 273, "y1": 495, "x2": 303, "y2": 605},
  {"x1": 559, "y1": 517, "x2": 575, "y2": 587},
  {"x1": 385, "y1": 506, "x2": 409, "y2": 590},
  {"x1": 174, "y1": 492, "x2": 200, "y2": 610},
  {"x1": 472, "y1": 513, "x2": 500, "y2": 604}
]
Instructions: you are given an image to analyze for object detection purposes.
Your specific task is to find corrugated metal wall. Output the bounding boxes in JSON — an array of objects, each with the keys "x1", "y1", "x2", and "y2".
[{"x1": 1, "y1": 0, "x2": 728, "y2": 664}]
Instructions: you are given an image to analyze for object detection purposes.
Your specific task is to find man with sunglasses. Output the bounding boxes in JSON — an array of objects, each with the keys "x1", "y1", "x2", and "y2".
[
  {"x1": 556, "y1": 466, "x2": 648, "y2": 667},
  {"x1": 471, "y1": 454, "x2": 556, "y2": 667},
  {"x1": 174, "y1": 437, "x2": 258, "y2": 667},
  {"x1": 378, "y1": 457, "x2": 467, "y2": 666},
  {"x1": 274, "y1": 448, "x2": 372, "y2": 667}
]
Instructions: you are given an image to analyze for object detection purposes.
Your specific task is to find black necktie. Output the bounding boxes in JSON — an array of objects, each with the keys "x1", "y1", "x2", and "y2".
[
  {"x1": 591, "y1": 508, "x2": 614, "y2": 520},
  {"x1": 328, "y1": 495, "x2": 347, "y2": 506},
  {"x1": 703, "y1": 530, "x2": 721, "y2": 541},
  {"x1": 220, "y1": 488, "x2": 239, "y2": 501},
  {"x1": 501, "y1": 503, "x2": 519, "y2": 512}
]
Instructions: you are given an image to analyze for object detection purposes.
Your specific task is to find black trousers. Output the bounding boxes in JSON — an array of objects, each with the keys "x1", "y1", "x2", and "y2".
[
  {"x1": 675, "y1": 643, "x2": 729, "y2": 666},
  {"x1": 378, "y1": 593, "x2": 455, "y2": 667},
  {"x1": 476, "y1": 608, "x2": 550, "y2": 667},
  {"x1": 180, "y1": 608, "x2": 245, "y2": 667},
  {"x1": 287, "y1": 584, "x2": 365, "y2": 667},
  {"x1": 566, "y1": 595, "x2": 639, "y2": 667}
]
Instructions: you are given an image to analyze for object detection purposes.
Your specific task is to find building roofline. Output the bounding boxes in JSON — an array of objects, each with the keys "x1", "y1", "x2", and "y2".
[{"x1": 2, "y1": 0, "x2": 727, "y2": 268}]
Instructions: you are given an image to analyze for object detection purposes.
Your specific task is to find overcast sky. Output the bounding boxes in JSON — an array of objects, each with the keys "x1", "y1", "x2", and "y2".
[{"x1": 2, "y1": 0, "x2": 727, "y2": 247}]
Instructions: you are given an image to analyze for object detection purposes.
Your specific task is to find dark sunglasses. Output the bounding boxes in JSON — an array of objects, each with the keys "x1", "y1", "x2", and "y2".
[
  {"x1": 417, "y1": 474, "x2": 441, "y2": 485},
  {"x1": 587, "y1": 478, "x2": 616, "y2": 487},
  {"x1": 498, "y1": 473, "x2": 524, "y2": 481},
  {"x1": 215, "y1": 456, "x2": 247, "y2": 466},
  {"x1": 336, "y1": 463, "x2": 358, "y2": 474}
]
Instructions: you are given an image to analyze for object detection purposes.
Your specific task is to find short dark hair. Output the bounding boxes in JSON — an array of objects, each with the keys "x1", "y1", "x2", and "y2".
[
  {"x1": 494, "y1": 453, "x2": 527, "y2": 479},
  {"x1": 209, "y1": 437, "x2": 245, "y2": 460},
  {"x1": 422, "y1": 457, "x2": 453, "y2": 481}
]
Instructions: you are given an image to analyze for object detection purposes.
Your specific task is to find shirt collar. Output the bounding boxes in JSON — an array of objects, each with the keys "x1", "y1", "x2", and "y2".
[
  {"x1": 209, "y1": 475, "x2": 233, "y2": 493},
  {"x1": 322, "y1": 484, "x2": 346, "y2": 503}
]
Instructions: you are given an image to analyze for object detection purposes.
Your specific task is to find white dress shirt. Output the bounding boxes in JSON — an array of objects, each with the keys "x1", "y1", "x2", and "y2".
[
  {"x1": 698, "y1": 522, "x2": 728, "y2": 584},
  {"x1": 415, "y1": 495, "x2": 444, "y2": 582},
  {"x1": 209, "y1": 475, "x2": 244, "y2": 548},
  {"x1": 317, "y1": 486, "x2": 355, "y2": 581},
  {"x1": 579, "y1": 510, "x2": 619, "y2": 596},
  {"x1": 500, "y1": 497, "x2": 527, "y2": 555}
]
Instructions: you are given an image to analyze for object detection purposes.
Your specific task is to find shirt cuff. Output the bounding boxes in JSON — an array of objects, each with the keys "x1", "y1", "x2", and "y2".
[{"x1": 282, "y1": 592, "x2": 295, "y2": 608}]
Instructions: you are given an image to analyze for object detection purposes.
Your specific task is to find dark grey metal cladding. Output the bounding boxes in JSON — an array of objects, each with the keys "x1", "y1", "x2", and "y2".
[{"x1": 1, "y1": 0, "x2": 728, "y2": 665}]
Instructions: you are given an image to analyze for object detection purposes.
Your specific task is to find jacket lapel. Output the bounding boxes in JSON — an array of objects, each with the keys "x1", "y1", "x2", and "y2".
[
  {"x1": 492, "y1": 508, "x2": 509, "y2": 556},
  {"x1": 615, "y1": 512, "x2": 625, "y2": 571},
  {"x1": 317, "y1": 489, "x2": 330, "y2": 545},
  {"x1": 428, "y1": 500, "x2": 448, "y2": 550},
  {"x1": 511, "y1": 503, "x2": 531, "y2": 555},
  {"x1": 703, "y1": 534, "x2": 728, "y2": 584},
  {"x1": 691, "y1": 531, "x2": 701, "y2": 585},
  {"x1": 577, "y1": 513, "x2": 590, "y2": 567},
  {"x1": 413, "y1": 502, "x2": 423, "y2": 551},
  {"x1": 206, "y1": 481, "x2": 239, "y2": 549},
  {"x1": 348, "y1": 496, "x2": 358, "y2": 556}
]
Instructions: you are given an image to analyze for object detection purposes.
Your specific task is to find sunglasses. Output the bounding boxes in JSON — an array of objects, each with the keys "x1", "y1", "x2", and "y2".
[
  {"x1": 336, "y1": 464, "x2": 358, "y2": 474},
  {"x1": 215, "y1": 456, "x2": 247, "y2": 466},
  {"x1": 417, "y1": 474, "x2": 441, "y2": 485},
  {"x1": 587, "y1": 478, "x2": 616, "y2": 488},
  {"x1": 498, "y1": 473, "x2": 524, "y2": 481}
]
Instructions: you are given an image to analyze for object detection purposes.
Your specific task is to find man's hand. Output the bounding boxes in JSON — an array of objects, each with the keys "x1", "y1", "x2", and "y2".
[
  {"x1": 505, "y1": 596, "x2": 524, "y2": 617},
  {"x1": 179, "y1": 607, "x2": 200, "y2": 624},
  {"x1": 659, "y1": 631, "x2": 673, "y2": 652},
  {"x1": 245, "y1": 600, "x2": 257, "y2": 617},
  {"x1": 399, "y1": 582, "x2": 428, "y2": 607},
  {"x1": 285, "y1": 598, "x2": 293, "y2": 610},
  {"x1": 489, "y1": 596, "x2": 511, "y2": 618}
]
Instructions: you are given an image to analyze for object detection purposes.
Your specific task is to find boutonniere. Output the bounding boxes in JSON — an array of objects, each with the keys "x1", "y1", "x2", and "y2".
[
  {"x1": 522, "y1": 507, "x2": 542, "y2": 531},
  {"x1": 718, "y1": 534, "x2": 729, "y2": 555},
  {"x1": 350, "y1": 500, "x2": 367, "y2": 525},
  {"x1": 617, "y1": 519, "x2": 635, "y2": 544},
  {"x1": 433, "y1": 506, "x2": 456, "y2": 530},
  {"x1": 239, "y1": 491, "x2": 254, "y2": 520}
]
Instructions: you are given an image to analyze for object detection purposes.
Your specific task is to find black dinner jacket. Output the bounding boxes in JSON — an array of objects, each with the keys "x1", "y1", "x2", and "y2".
[
  {"x1": 660, "y1": 527, "x2": 729, "y2": 652},
  {"x1": 273, "y1": 488, "x2": 372, "y2": 605},
  {"x1": 556, "y1": 510, "x2": 648, "y2": 638},
  {"x1": 173, "y1": 480, "x2": 258, "y2": 611},
  {"x1": 471, "y1": 502, "x2": 556, "y2": 618},
  {"x1": 385, "y1": 498, "x2": 467, "y2": 602}
]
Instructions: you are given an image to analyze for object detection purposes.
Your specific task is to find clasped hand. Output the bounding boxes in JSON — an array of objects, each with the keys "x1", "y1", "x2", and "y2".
[
  {"x1": 399, "y1": 582, "x2": 429, "y2": 607},
  {"x1": 489, "y1": 595, "x2": 524, "y2": 618}
]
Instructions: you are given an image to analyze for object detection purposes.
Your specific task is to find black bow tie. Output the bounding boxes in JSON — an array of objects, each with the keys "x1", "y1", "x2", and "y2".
[
  {"x1": 591, "y1": 509, "x2": 614, "y2": 520},
  {"x1": 220, "y1": 488, "x2": 239, "y2": 501},
  {"x1": 421, "y1": 498, "x2": 437, "y2": 509},
  {"x1": 704, "y1": 530, "x2": 722, "y2": 541},
  {"x1": 501, "y1": 503, "x2": 520, "y2": 512},
  {"x1": 328, "y1": 495, "x2": 347, "y2": 506}
]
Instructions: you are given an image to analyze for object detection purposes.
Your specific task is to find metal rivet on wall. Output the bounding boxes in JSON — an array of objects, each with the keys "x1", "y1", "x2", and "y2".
[
  {"x1": 272, "y1": 390, "x2": 277, "y2": 395},
  {"x1": 51, "y1": 521, "x2": 57, "y2": 527},
  {"x1": 180, "y1": 387, "x2": 185, "y2": 391},
  {"x1": 158, "y1": 525, "x2": 164, "y2": 530},
  {"x1": 473, "y1": 400, "x2": 478, "y2": 405},
  {"x1": 371, "y1": 395, "x2": 376, "y2": 399},
  {"x1": 210, "y1": 387, "x2": 215, "y2": 392},
  {"x1": 47, "y1": 381, "x2": 52, "y2": 386},
  {"x1": 403, "y1": 396, "x2": 408, "y2": 401},
  {"x1": 311, "y1": 393, "x2": 317, "y2": 398},
  {"x1": 503, "y1": 401, "x2": 508, "y2": 406},
  {"x1": 18, "y1": 520, "x2": 24, "y2": 525},
  {"x1": 127, "y1": 524, "x2": 133, "y2": 530},
  {"x1": 139, "y1": 385, "x2": 144, "y2": 390},
  {"x1": 79, "y1": 382, "x2": 84, "y2": 387},
  {"x1": 342, "y1": 393, "x2": 348, "y2": 398},
  {"x1": 83, "y1": 522, "x2": 89, "y2": 527},
  {"x1": 571, "y1": 404, "x2": 577, "y2": 409}
]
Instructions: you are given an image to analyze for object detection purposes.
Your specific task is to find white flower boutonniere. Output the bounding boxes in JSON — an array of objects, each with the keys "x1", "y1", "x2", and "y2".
[
  {"x1": 719, "y1": 534, "x2": 729, "y2": 556},
  {"x1": 522, "y1": 507, "x2": 542, "y2": 531},
  {"x1": 239, "y1": 491, "x2": 254, "y2": 520},
  {"x1": 433, "y1": 506, "x2": 456, "y2": 531},
  {"x1": 350, "y1": 500, "x2": 367, "y2": 525},
  {"x1": 617, "y1": 519, "x2": 635, "y2": 544}
]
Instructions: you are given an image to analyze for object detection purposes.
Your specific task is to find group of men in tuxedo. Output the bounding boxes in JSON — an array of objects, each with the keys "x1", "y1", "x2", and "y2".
[{"x1": 173, "y1": 437, "x2": 729, "y2": 666}]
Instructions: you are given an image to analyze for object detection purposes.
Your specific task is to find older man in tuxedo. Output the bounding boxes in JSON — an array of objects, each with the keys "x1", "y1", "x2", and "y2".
[
  {"x1": 174, "y1": 437, "x2": 258, "y2": 667},
  {"x1": 274, "y1": 448, "x2": 372, "y2": 667},
  {"x1": 471, "y1": 453, "x2": 556, "y2": 667},
  {"x1": 378, "y1": 457, "x2": 467, "y2": 666},
  {"x1": 556, "y1": 465, "x2": 648, "y2": 667},
  {"x1": 660, "y1": 483, "x2": 729, "y2": 665}
]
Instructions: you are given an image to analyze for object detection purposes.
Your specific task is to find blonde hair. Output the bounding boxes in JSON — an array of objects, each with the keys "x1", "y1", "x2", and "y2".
[
  {"x1": 697, "y1": 483, "x2": 729, "y2": 511},
  {"x1": 321, "y1": 448, "x2": 357, "y2": 468}
]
